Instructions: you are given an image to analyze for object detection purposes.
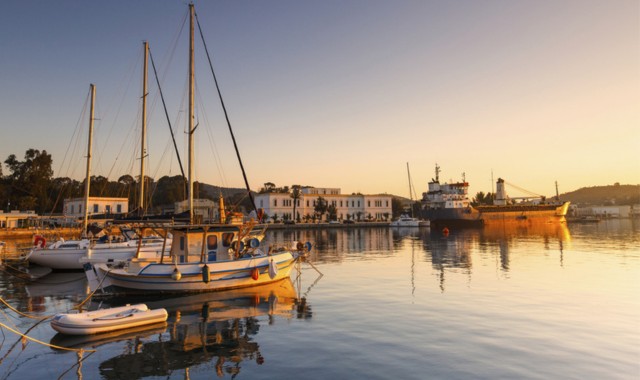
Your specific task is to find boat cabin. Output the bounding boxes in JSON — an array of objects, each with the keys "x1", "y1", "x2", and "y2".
[{"x1": 168, "y1": 225, "x2": 266, "y2": 264}]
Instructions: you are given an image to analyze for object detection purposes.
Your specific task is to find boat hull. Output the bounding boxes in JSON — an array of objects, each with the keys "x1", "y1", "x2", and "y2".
[
  {"x1": 86, "y1": 251, "x2": 297, "y2": 294},
  {"x1": 27, "y1": 243, "x2": 169, "y2": 270}
]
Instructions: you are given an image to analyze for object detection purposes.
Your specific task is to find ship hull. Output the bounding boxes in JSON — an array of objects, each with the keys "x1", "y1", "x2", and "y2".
[
  {"x1": 424, "y1": 202, "x2": 570, "y2": 228},
  {"x1": 477, "y1": 202, "x2": 570, "y2": 225},
  {"x1": 423, "y1": 208, "x2": 483, "y2": 228}
]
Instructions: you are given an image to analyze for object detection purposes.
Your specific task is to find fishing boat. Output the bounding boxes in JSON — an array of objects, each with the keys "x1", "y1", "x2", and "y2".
[
  {"x1": 84, "y1": 4, "x2": 305, "y2": 295},
  {"x1": 50, "y1": 304, "x2": 168, "y2": 335},
  {"x1": 85, "y1": 223, "x2": 302, "y2": 294}
]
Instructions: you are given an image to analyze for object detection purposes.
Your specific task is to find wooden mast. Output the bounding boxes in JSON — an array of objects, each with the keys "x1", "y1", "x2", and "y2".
[
  {"x1": 188, "y1": 3, "x2": 195, "y2": 224},
  {"x1": 82, "y1": 84, "x2": 95, "y2": 237},
  {"x1": 139, "y1": 41, "x2": 148, "y2": 216}
]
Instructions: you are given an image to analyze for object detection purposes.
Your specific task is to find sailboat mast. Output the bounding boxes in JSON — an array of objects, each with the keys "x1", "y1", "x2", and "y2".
[
  {"x1": 83, "y1": 84, "x2": 95, "y2": 237},
  {"x1": 406, "y1": 162, "x2": 413, "y2": 201},
  {"x1": 188, "y1": 3, "x2": 195, "y2": 224},
  {"x1": 139, "y1": 41, "x2": 148, "y2": 216}
]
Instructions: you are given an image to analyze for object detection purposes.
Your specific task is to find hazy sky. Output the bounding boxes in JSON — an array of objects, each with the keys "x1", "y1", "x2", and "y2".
[{"x1": 1, "y1": 1, "x2": 638, "y2": 199}]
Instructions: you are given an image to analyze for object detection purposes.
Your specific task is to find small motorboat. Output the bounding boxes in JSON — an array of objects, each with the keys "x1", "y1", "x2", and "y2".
[{"x1": 50, "y1": 304, "x2": 168, "y2": 335}]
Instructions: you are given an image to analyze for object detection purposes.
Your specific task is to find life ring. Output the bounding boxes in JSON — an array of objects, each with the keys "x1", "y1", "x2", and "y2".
[{"x1": 34, "y1": 235, "x2": 46, "y2": 248}]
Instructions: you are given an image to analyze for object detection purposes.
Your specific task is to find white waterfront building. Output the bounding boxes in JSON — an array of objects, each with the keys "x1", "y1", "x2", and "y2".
[
  {"x1": 63, "y1": 197, "x2": 129, "y2": 218},
  {"x1": 254, "y1": 186, "x2": 392, "y2": 222}
]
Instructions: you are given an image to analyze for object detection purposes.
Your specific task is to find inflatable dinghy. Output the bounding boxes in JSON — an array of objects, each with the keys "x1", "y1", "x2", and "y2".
[{"x1": 51, "y1": 304, "x2": 168, "y2": 335}]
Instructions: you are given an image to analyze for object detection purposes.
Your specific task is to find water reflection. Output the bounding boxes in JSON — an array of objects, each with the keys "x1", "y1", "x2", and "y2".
[
  {"x1": 419, "y1": 223, "x2": 571, "y2": 292},
  {"x1": 57, "y1": 279, "x2": 310, "y2": 379},
  {"x1": 268, "y1": 227, "x2": 395, "y2": 262}
]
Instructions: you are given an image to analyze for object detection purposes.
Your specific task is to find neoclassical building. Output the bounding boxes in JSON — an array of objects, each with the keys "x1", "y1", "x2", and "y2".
[{"x1": 254, "y1": 187, "x2": 392, "y2": 222}]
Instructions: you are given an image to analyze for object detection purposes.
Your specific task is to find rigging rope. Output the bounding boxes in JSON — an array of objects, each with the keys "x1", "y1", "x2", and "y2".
[
  {"x1": 149, "y1": 48, "x2": 186, "y2": 180},
  {"x1": 194, "y1": 10, "x2": 258, "y2": 214}
]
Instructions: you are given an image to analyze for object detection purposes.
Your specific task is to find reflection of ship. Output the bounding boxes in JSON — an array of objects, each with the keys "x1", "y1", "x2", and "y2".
[
  {"x1": 79, "y1": 279, "x2": 307, "y2": 379},
  {"x1": 421, "y1": 164, "x2": 570, "y2": 228}
]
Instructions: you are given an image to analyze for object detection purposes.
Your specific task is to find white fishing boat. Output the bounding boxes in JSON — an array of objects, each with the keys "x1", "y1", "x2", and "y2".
[
  {"x1": 50, "y1": 303, "x2": 168, "y2": 335},
  {"x1": 85, "y1": 223, "x2": 303, "y2": 294}
]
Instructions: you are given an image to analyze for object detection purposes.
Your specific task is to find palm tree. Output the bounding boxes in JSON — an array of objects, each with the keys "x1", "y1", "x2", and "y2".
[{"x1": 290, "y1": 185, "x2": 301, "y2": 223}]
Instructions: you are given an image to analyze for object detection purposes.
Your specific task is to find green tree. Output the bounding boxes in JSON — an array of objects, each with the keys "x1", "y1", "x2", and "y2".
[
  {"x1": 327, "y1": 204, "x2": 337, "y2": 221},
  {"x1": 4, "y1": 149, "x2": 54, "y2": 212},
  {"x1": 152, "y1": 175, "x2": 186, "y2": 207},
  {"x1": 472, "y1": 192, "x2": 494, "y2": 206},
  {"x1": 290, "y1": 185, "x2": 301, "y2": 223},
  {"x1": 314, "y1": 196, "x2": 327, "y2": 221},
  {"x1": 391, "y1": 197, "x2": 405, "y2": 218}
]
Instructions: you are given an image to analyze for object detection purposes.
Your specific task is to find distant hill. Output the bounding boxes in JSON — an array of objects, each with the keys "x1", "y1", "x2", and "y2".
[
  {"x1": 560, "y1": 184, "x2": 640, "y2": 205},
  {"x1": 197, "y1": 183, "x2": 248, "y2": 199}
]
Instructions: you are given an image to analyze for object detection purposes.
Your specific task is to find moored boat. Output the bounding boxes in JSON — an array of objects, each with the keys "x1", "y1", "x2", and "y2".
[
  {"x1": 50, "y1": 304, "x2": 168, "y2": 335},
  {"x1": 421, "y1": 164, "x2": 570, "y2": 228},
  {"x1": 84, "y1": 223, "x2": 304, "y2": 294},
  {"x1": 390, "y1": 215, "x2": 422, "y2": 227}
]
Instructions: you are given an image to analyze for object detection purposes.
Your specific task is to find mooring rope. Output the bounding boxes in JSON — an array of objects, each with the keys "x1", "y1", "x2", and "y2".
[
  {"x1": 0, "y1": 298, "x2": 49, "y2": 320},
  {"x1": 0, "y1": 321, "x2": 94, "y2": 353}
]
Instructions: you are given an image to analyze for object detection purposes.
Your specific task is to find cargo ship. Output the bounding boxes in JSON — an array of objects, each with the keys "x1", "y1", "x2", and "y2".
[{"x1": 421, "y1": 165, "x2": 570, "y2": 228}]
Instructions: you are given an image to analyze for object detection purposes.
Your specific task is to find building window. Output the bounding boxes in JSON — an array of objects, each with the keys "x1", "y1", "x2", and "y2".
[
  {"x1": 105, "y1": 205, "x2": 111, "y2": 213},
  {"x1": 340, "y1": 201, "x2": 343, "y2": 207},
  {"x1": 274, "y1": 199, "x2": 277, "y2": 206},
  {"x1": 94, "y1": 204, "x2": 99, "y2": 213},
  {"x1": 367, "y1": 201, "x2": 370, "y2": 207},
  {"x1": 306, "y1": 200, "x2": 309, "y2": 207},
  {"x1": 117, "y1": 204, "x2": 122, "y2": 213},
  {"x1": 386, "y1": 200, "x2": 389, "y2": 207}
]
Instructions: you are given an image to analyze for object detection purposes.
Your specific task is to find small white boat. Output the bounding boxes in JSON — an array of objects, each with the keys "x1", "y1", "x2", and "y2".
[
  {"x1": 50, "y1": 304, "x2": 168, "y2": 335},
  {"x1": 390, "y1": 215, "x2": 422, "y2": 227}
]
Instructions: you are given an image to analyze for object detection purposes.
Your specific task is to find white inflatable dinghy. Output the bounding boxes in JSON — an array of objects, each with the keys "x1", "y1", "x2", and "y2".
[{"x1": 51, "y1": 304, "x2": 168, "y2": 335}]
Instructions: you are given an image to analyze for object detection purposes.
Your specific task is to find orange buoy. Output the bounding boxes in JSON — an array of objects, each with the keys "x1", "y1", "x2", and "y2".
[
  {"x1": 442, "y1": 227, "x2": 450, "y2": 236},
  {"x1": 251, "y1": 268, "x2": 259, "y2": 280}
]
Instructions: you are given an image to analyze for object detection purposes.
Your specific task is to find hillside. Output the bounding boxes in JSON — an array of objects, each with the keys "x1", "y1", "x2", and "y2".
[{"x1": 560, "y1": 184, "x2": 640, "y2": 205}]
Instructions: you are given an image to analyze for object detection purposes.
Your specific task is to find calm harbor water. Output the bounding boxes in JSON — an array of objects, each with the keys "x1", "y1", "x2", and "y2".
[{"x1": 0, "y1": 220, "x2": 638, "y2": 379}]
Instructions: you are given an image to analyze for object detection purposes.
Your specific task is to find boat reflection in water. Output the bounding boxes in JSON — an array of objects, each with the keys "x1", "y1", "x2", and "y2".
[
  {"x1": 51, "y1": 278, "x2": 309, "y2": 378},
  {"x1": 424, "y1": 223, "x2": 571, "y2": 291}
]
